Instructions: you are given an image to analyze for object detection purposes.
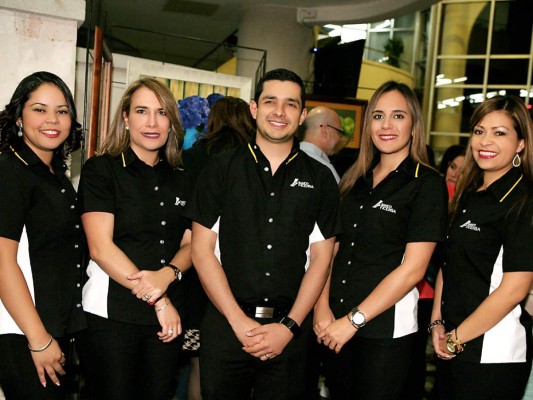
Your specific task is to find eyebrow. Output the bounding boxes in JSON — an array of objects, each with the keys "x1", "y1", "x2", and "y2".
[
  {"x1": 372, "y1": 109, "x2": 408, "y2": 114},
  {"x1": 30, "y1": 102, "x2": 68, "y2": 108}
]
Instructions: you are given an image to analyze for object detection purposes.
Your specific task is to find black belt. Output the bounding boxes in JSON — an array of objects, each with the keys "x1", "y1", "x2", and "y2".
[{"x1": 238, "y1": 301, "x2": 291, "y2": 319}]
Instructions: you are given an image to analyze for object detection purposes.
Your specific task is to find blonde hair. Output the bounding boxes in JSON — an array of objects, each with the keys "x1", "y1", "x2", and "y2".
[
  {"x1": 339, "y1": 81, "x2": 429, "y2": 195},
  {"x1": 99, "y1": 78, "x2": 184, "y2": 168},
  {"x1": 450, "y1": 95, "x2": 533, "y2": 215}
]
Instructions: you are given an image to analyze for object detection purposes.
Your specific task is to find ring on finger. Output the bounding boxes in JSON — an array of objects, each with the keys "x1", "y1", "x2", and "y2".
[
  {"x1": 144, "y1": 294, "x2": 152, "y2": 300},
  {"x1": 168, "y1": 329, "x2": 174, "y2": 334},
  {"x1": 265, "y1": 353, "x2": 271, "y2": 359}
]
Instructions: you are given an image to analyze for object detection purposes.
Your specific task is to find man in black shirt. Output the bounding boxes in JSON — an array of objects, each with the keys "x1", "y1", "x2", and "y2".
[{"x1": 187, "y1": 69, "x2": 340, "y2": 399}]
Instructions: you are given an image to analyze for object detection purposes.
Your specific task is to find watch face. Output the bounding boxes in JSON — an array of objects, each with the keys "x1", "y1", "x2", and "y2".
[{"x1": 352, "y1": 311, "x2": 365, "y2": 325}]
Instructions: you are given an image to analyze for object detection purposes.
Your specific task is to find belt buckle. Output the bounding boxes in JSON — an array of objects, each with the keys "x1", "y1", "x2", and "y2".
[{"x1": 255, "y1": 306, "x2": 274, "y2": 318}]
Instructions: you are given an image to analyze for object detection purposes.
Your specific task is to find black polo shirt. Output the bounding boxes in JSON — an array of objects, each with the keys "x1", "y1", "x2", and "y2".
[
  {"x1": 330, "y1": 156, "x2": 447, "y2": 339},
  {"x1": 442, "y1": 167, "x2": 533, "y2": 363},
  {"x1": 0, "y1": 144, "x2": 86, "y2": 337},
  {"x1": 78, "y1": 148, "x2": 194, "y2": 325},
  {"x1": 185, "y1": 137, "x2": 341, "y2": 305}
]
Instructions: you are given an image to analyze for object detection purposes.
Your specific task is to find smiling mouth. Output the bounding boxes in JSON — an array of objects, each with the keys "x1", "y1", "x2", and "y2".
[
  {"x1": 40, "y1": 129, "x2": 61, "y2": 138},
  {"x1": 379, "y1": 134, "x2": 398, "y2": 140},
  {"x1": 478, "y1": 150, "x2": 498, "y2": 159},
  {"x1": 268, "y1": 120, "x2": 288, "y2": 128},
  {"x1": 142, "y1": 132, "x2": 161, "y2": 138}
]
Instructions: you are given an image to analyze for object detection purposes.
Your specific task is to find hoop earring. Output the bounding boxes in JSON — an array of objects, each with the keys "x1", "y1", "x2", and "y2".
[
  {"x1": 17, "y1": 123, "x2": 23, "y2": 137},
  {"x1": 512, "y1": 153, "x2": 521, "y2": 167}
]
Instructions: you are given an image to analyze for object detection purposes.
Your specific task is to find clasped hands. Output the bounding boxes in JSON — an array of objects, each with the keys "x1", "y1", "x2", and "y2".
[{"x1": 313, "y1": 308, "x2": 356, "y2": 354}]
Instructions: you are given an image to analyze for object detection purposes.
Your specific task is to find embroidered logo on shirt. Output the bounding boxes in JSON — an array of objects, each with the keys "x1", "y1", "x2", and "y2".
[
  {"x1": 459, "y1": 220, "x2": 480, "y2": 231},
  {"x1": 175, "y1": 197, "x2": 186, "y2": 206},
  {"x1": 372, "y1": 200, "x2": 396, "y2": 214},
  {"x1": 290, "y1": 178, "x2": 314, "y2": 189}
]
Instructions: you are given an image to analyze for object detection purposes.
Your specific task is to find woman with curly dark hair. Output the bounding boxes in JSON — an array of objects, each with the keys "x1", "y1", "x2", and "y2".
[{"x1": 0, "y1": 71, "x2": 86, "y2": 399}]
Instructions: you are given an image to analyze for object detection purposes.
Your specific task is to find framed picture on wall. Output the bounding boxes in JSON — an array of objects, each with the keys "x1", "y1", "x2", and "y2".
[{"x1": 305, "y1": 95, "x2": 367, "y2": 149}]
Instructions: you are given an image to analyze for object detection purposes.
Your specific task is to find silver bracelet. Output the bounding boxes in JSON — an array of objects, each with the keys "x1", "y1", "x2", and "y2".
[
  {"x1": 28, "y1": 334, "x2": 53, "y2": 352},
  {"x1": 427, "y1": 319, "x2": 445, "y2": 333},
  {"x1": 155, "y1": 298, "x2": 171, "y2": 312}
]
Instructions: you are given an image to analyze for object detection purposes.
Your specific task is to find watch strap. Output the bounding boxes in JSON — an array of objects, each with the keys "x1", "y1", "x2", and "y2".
[
  {"x1": 164, "y1": 263, "x2": 182, "y2": 282},
  {"x1": 279, "y1": 316, "x2": 301, "y2": 338}
]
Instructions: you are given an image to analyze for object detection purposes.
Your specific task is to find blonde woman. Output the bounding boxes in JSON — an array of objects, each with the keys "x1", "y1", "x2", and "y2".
[{"x1": 77, "y1": 78, "x2": 194, "y2": 399}]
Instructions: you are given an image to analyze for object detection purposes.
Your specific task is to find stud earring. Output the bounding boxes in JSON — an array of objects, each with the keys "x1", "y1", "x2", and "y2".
[
  {"x1": 17, "y1": 123, "x2": 23, "y2": 137},
  {"x1": 512, "y1": 153, "x2": 521, "y2": 167}
]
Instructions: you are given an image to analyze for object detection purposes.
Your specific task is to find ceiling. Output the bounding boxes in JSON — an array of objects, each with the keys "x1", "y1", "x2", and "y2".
[{"x1": 79, "y1": 0, "x2": 438, "y2": 70}]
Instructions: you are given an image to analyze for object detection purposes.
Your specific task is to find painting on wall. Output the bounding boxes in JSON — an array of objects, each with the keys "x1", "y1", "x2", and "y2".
[
  {"x1": 305, "y1": 96, "x2": 367, "y2": 149},
  {"x1": 127, "y1": 60, "x2": 253, "y2": 102}
]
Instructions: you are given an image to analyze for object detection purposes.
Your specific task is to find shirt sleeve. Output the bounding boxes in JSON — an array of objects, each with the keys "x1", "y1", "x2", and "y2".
[
  {"x1": 406, "y1": 170, "x2": 448, "y2": 243},
  {"x1": 78, "y1": 156, "x2": 116, "y2": 214},
  {"x1": 0, "y1": 164, "x2": 27, "y2": 240},
  {"x1": 184, "y1": 155, "x2": 225, "y2": 230},
  {"x1": 503, "y1": 197, "x2": 533, "y2": 272},
  {"x1": 313, "y1": 167, "x2": 342, "y2": 242}
]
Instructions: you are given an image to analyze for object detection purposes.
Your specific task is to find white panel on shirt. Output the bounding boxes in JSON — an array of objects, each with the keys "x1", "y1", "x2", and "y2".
[
  {"x1": 0, "y1": 226, "x2": 33, "y2": 335},
  {"x1": 82, "y1": 259, "x2": 110, "y2": 318},
  {"x1": 393, "y1": 286, "x2": 419, "y2": 338},
  {"x1": 211, "y1": 217, "x2": 221, "y2": 264},
  {"x1": 305, "y1": 222, "x2": 326, "y2": 271},
  {"x1": 481, "y1": 246, "x2": 527, "y2": 363}
]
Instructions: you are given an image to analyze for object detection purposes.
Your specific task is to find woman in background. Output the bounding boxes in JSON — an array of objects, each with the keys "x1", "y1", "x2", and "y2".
[
  {"x1": 439, "y1": 144, "x2": 466, "y2": 199},
  {"x1": 0, "y1": 71, "x2": 85, "y2": 399},
  {"x1": 431, "y1": 95, "x2": 533, "y2": 400},
  {"x1": 78, "y1": 77, "x2": 194, "y2": 399},
  {"x1": 180, "y1": 96, "x2": 254, "y2": 400}
]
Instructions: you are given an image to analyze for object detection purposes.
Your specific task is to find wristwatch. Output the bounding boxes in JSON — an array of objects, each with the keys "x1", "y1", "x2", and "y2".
[
  {"x1": 164, "y1": 263, "x2": 183, "y2": 282},
  {"x1": 349, "y1": 307, "x2": 367, "y2": 329}
]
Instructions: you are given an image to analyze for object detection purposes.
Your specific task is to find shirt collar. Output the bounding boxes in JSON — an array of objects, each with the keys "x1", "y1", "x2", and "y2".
[
  {"x1": 247, "y1": 134, "x2": 300, "y2": 165},
  {"x1": 10, "y1": 143, "x2": 67, "y2": 172},
  {"x1": 478, "y1": 167, "x2": 524, "y2": 203},
  {"x1": 368, "y1": 155, "x2": 421, "y2": 178},
  {"x1": 119, "y1": 147, "x2": 165, "y2": 168},
  {"x1": 300, "y1": 141, "x2": 329, "y2": 163}
]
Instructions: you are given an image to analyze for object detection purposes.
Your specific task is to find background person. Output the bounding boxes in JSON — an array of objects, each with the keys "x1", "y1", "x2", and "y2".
[
  {"x1": 315, "y1": 81, "x2": 448, "y2": 400},
  {"x1": 187, "y1": 68, "x2": 340, "y2": 400},
  {"x1": 77, "y1": 77, "x2": 194, "y2": 400},
  {"x1": 300, "y1": 106, "x2": 344, "y2": 183},
  {"x1": 0, "y1": 71, "x2": 85, "y2": 399},
  {"x1": 180, "y1": 96, "x2": 255, "y2": 400},
  {"x1": 431, "y1": 95, "x2": 533, "y2": 400}
]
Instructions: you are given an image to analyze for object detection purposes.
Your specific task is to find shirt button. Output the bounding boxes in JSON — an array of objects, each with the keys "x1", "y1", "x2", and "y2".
[
  {"x1": 61, "y1": 188, "x2": 66, "y2": 193},
  {"x1": 264, "y1": 298, "x2": 269, "y2": 302},
  {"x1": 76, "y1": 304, "x2": 82, "y2": 308},
  {"x1": 270, "y1": 192, "x2": 275, "y2": 197},
  {"x1": 265, "y1": 272, "x2": 271, "y2": 276},
  {"x1": 353, "y1": 223, "x2": 357, "y2": 228},
  {"x1": 342, "y1": 280, "x2": 346, "y2": 284},
  {"x1": 267, "y1": 244, "x2": 272, "y2": 250},
  {"x1": 160, "y1": 240, "x2": 165, "y2": 244},
  {"x1": 70, "y1": 205, "x2": 75, "y2": 209},
  {"x1": 75, "y1": 224, "x2": 80, "y2": 229},
  {"x1": 340, "y1": 299, "x2": 344, "y2": 303},
  {"x1": 462, "y1": 209, "x2": 466, "y2": 213},
  {"x1": 264, "y1": 167, "x2": 269, "y2": 172},
  {"x1": 268, "y1": 218, "x2": 273, "y2": 223},
  {"x1": 161, "y1": 221, "x2": 166, "y2": 226},
  {"x1": 160, "y1": 202, "x2": 164, "y2": 206},
  {"x1": 77, "y1": 264, "x2": 81, "y2": 268},
  {"x1": 76, "y1": 283, "x2": 81, "y2": 288},
  {"x1": 351, "y1": 242, "x2": 354, "y2": 246},
  {"x1": 161, "y1": 259, "x2": 166, "y2": 264},
  {"x1": 360, "y1": 205, "x2": 363, "y2": 209},
  {"x1": 348, "y1": 261, "x2": 351, "y2": 265},
  {"x1": 74, "y1": 244, "x2": 79, "y2": 249},
  {"x1": 154, "y1": 186, "x2": 159, "y2": 191}
]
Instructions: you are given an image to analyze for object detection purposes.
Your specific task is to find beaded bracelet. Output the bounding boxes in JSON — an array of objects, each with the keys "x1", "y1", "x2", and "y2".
[
  {"x1": 28, "y1": 334, "x2": 53, "y2": 352},
  {"x1": 427, "y1": 319, "x2": 445, "y2": 333},
  {"x1": 155, "y1": 298, "x2": 171, "y2": 312}
]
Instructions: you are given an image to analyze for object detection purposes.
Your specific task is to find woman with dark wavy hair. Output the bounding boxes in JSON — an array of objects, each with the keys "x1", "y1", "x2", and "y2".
[
  {"x1": 0, "y1": 71, "x2": 85, "y2": 399},
  {"x1": 431, "y1": 95, "x2": 533, "y2": 399}
]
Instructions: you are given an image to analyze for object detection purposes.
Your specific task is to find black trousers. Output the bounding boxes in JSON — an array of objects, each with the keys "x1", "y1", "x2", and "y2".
[
  {"x1": 77, "y1": 312, "x2": 180, "y2": 400},
  {"x1": 0, "y1": 333, "x2": 78, "y2": 400},
  {"x1": 322, "y1": 332, "x2": 416, "y2": 400},
  {"x1": 437, "y1": 357, "x2": 532, "y2": 400},
  {"x1": 199, "y1": 303, "x2": 312, "y2": 400}
]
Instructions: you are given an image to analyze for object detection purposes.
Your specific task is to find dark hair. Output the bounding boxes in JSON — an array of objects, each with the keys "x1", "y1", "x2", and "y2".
[
  {"x1": 339, "y1": 81, "x2": 429, "y2": 195},
  {"x1": 254, "y1": 68, "x2": 306, "y2": 109},
  {"x1": 197, "y1": 97, "x2": 254, "y2": 154},
  {"x1": 450, "y1": 95, "x2": 533, "y2": 214},
  {"x1": 0, "y1": 71, "x2": 82, "y2": 161},
  {"x1": 439, "y1": 144, "x2": 466, "y2": 175}
]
